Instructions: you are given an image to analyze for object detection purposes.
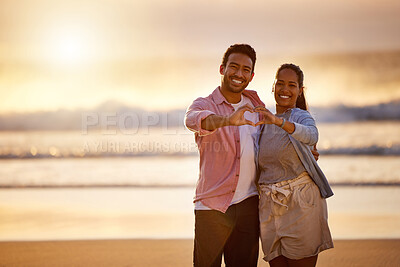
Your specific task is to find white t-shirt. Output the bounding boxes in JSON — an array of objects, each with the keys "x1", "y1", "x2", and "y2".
[{"x1": 195, "y1": 95, "x2": 259, "y2": 210}]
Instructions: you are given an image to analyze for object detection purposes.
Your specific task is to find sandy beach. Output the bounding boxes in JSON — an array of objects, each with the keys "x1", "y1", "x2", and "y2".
[{"x1": 0, "y1": 239, "x2": 399, "y2": 267}]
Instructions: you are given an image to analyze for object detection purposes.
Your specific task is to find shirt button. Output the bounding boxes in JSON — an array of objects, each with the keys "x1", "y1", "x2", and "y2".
[
  {"x1": 236, "y1": 174, "x2": 239, "y2": 176},
  {"x1": 236, "y1": 140, "x2": 240, "y2": 143},
  {"x1": 237, "y1": 157, "x2": 240, "y2": 160}
]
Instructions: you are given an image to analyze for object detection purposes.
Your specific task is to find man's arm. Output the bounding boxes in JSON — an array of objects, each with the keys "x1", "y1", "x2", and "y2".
[
  {"x1": 184, "y1": 98, "x2": 217, "y2": 136},
  {"x1": 311, "y1": 144, "x2": 319, "y2": 161},
  {"x1": 201, "y1": 104, "x2": 256, "y2": 131}
]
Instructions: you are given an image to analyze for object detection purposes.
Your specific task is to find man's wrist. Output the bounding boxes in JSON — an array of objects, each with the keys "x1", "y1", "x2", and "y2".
[{"x1": 223, "y1": 115, "x2": 232, "y2": 127}]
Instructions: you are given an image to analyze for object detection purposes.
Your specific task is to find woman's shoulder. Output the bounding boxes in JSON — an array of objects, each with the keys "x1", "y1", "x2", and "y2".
[{"x1": 290, "y1": 108, "x2": 313, "y2": 120}]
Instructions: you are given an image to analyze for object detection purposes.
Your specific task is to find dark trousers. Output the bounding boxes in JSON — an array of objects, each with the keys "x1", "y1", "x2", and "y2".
[{"x1": 193, "y1": 195, "x2": 260, "y2": 267}]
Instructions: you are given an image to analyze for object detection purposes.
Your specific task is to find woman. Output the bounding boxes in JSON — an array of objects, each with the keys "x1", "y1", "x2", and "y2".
[{"x1": 255, "y1": 64, "x2": 334, "y2": 267}]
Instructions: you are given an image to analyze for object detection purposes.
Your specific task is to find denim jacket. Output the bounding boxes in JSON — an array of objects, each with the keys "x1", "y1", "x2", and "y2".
[{"x1": 255, "y1": 108, "x2": 334, "y2": 199}]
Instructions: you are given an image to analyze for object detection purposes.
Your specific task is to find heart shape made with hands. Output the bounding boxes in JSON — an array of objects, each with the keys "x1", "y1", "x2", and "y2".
[{"x1": 242, "y1": 106, "x2": 272, "y2": 126}]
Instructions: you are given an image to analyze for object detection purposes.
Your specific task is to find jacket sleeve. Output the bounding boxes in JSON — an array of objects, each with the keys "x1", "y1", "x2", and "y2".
[
  {"x1": 184, "y1": 97, "x2": 217, "y2": 136},
  {"x1": 290, "y1": 110, "x2": 318, "y2": 146}
]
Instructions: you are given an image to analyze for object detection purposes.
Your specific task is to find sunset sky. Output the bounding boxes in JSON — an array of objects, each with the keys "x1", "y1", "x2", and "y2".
[{"x1": 0, "y1": 0, "x2": 399, "y2": 113}]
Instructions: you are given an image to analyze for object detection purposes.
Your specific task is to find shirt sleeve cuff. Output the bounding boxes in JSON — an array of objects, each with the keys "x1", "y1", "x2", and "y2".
[
  {"x1": 196, "y1": 111, "x2": 218, "y2": 136},
  {"x1": 290, "y1": 122, "x2": 304, "y2": 139}
]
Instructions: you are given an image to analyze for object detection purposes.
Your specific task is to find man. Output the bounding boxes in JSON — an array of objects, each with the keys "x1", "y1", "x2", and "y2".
[{"x1": 185, "y1": 44, "x2": 263, "y2": 267}]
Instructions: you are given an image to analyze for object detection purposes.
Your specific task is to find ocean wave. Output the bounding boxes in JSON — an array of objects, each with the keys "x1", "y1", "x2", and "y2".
[
  {"x1": 311, "y1": 100, "x2": 400, "y2": 122},
  {"x1": 319, "y1": 145, "x2": 400, "y2": 156},
  {"x1": 0, "y1": 99, "x2": 399, "y2": 131},
  {"x1": 0, "y1": 145, "x2": 399, "y2": 159}
]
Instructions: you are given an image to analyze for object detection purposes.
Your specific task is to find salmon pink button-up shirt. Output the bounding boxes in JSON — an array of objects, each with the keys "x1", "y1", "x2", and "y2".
[{"x1": 184, "y1": 87, "x2": 265, "y2": 213}]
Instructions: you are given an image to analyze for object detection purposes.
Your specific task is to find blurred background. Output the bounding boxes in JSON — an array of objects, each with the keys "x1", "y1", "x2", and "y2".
[{"x1": 0, "y1": 0, "x2": 399, "y2": 241}]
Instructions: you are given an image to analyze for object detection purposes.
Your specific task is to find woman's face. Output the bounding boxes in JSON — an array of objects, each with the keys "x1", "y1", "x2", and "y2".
[{"x1": 274, "y1": 68, "x2": 303, "y2": 112}]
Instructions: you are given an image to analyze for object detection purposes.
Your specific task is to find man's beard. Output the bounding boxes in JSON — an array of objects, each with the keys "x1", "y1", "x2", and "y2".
[{"x1": 223, "y1": 75, "x2": 247, "y2": 93}]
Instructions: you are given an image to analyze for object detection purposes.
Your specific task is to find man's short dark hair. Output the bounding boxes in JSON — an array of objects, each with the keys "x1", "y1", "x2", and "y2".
[{"x1": 221, "y1": 44, "x2": 256, "y2": 73}]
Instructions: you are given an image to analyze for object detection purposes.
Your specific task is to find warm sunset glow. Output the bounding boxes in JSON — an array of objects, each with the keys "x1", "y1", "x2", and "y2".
[
  {"x1": 0, "y1": 0, "x2": 399, "y2": 113},
  {"x1": 46, "y1": 25, "x2": 95, "y2": 66},
  {"x1": 54, "y1": 35, "x2": 86, "y2": 64}
]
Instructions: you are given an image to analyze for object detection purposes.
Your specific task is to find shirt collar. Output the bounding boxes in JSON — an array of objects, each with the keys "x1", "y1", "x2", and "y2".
[
  {"x1": 212, "y1": 86, "x2": 255, "y2": 105},
  {"x1": 211, "y1": 86, "x2": 228, "y2": 105}
]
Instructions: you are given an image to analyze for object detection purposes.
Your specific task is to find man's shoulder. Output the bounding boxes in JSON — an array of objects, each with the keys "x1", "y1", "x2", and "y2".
[
  {"x1": 242, "y1": 89, "x2": 264, "y2": 106},
  {"x1": 191, "y1": 93, "x2": 215, "y2": 105},
  {"x1": 186, "y1": 92, "x2": 217, "y2": 112},
  {"x1": 243, "y1": 89, "x2": 259, "y2": 95},
  {"x1": 191, "y1": 87, "x2": 220, "y2": 104}
]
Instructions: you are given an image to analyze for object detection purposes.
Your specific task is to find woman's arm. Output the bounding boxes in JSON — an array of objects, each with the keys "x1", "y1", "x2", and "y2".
[
  {"x1": 289, "y1": 111, "x2": 318, "y2": 146},
  {"x1": 255, "y1": 107, "x2": 318, "y2": 146},
  {"x1": 254, "y1": 106, "x2": 295, "y2": 133}
]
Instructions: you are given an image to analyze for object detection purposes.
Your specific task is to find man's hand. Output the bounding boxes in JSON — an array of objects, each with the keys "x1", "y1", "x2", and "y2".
[
  {"x1": 201, "y1": 104, "x2": 257, "y2": 131},
  {"x1": 227, "y1": 104, "x2": 256, "y2": 126},
  {"x1": 311, "y1": 144, "x2": 319, "y2": 161}
]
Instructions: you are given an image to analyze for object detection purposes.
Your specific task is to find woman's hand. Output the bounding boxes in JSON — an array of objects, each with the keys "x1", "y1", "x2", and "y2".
[
  {"x1": 254, "y1": 106, "x2": 278, "y2": 126},
  {"x1": 254, "y1": 106, "x2": 295, "y2": 134}
]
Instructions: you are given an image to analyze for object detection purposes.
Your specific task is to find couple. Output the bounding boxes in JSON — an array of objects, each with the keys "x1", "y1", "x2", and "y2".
[{"x1": 185, "y1": 44, "x2": 334, "y2": 267}]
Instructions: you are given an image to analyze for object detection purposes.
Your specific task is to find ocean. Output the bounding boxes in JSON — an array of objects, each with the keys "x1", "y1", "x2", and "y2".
[{"x1": 0, "y1": 122, "x2": 399, "y2": 241}]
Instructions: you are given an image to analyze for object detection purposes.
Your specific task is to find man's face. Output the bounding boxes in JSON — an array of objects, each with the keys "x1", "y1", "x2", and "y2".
[{"x1": 220, "y1": 53, "x2": 254, "y2": 94}]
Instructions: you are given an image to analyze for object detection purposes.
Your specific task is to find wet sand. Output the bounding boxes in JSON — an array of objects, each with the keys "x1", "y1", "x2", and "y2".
[{"x1": 0, "y1": 239, "x2": 399, "y2": 266}]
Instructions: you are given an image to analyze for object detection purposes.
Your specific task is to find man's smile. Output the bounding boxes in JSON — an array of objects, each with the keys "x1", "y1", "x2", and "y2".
[{"x1": 231, "y1": 78, "x2": 244, "y2": 85}]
